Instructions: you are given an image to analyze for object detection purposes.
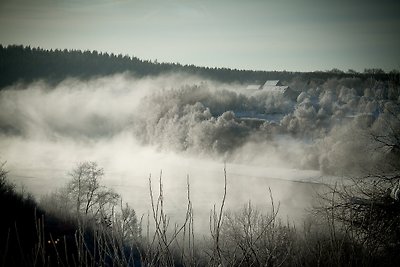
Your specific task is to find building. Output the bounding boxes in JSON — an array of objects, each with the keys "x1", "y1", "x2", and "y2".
[
  {"x1": 262, "y1": 80, "x2": 283, "y2": 87},
  {"x1": 245, "y1": 80, "x2": 299, "y2": 101}
]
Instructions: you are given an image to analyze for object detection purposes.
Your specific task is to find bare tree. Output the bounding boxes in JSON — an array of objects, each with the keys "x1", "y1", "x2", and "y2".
[
  {"x1": 317, "y1": 102, "x2": 400, "y2": 253},
  {"x1": 219, "y1": 189, "x2": 293, "y2": 267},
  {"x1": 370, "y1": 102, "x2": 400, "y2": 163},
  {"x1": 67, "y1": 161, "x2": 120, "y2": 224},
  {"x1": 0, "y1": 162, "x2": 11, "y2": 193},
  {"x1": 114, "y1": 200, "x2": 141, "y2": 243}
]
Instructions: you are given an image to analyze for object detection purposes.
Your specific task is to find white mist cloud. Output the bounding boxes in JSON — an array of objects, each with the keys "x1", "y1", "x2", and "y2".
[
  {"x1": 0, "y1": 73, "x2": 397, "y2": 229},
  {"x1": 1, "y1": 74, "x2": 395, "y2": 173}
]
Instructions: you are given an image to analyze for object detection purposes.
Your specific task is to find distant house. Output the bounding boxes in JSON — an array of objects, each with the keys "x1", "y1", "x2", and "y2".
[
  {"x1": 245, "y1": 80, "x2": 299, "y2": 101},
  {"x1": 262, "y1": 80, "x2": 283, "y2": 87}
]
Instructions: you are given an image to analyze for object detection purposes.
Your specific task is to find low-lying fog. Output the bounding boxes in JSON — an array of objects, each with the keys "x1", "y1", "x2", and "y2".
[{"x1": 0, "y1": 73, "x2": 396, "y2": 232}]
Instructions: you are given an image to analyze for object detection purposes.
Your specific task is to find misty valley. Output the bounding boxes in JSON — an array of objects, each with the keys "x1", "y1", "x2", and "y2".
[{"x1": 0, "y1": 46, "x2": 399, "y2": 266}]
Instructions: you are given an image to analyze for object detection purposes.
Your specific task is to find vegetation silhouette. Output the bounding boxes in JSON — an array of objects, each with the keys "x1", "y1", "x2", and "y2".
[
  {"x1": 0, "y1": 44, "x2": 395, "y2": 89},
  {"x1": 2, "y1": 160, "x2": 400, "y2": 266}
]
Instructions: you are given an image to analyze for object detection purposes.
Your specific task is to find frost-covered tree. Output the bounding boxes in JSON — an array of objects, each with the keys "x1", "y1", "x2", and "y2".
[{"x1": 67, "y1": 161, "x2": 120, "y2": 223}]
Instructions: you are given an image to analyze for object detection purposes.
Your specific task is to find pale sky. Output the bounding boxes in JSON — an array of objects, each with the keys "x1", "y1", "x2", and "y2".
[{"x1": 0, "y1": 0, "x2": 399, "y2": 72}]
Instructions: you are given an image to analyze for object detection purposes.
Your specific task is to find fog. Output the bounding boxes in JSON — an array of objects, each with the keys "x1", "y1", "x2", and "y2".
[{"x1": 0, "y1": 73, "x2": 397, "y2": 231}]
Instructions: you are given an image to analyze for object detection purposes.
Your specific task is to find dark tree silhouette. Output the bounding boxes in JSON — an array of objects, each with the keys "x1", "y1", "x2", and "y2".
[{"x1": 1, "y1": 44, "x2": 392, "y2": 89}]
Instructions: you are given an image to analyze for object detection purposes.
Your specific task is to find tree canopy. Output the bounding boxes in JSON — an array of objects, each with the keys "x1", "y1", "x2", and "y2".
[{"x1": 0, "y1": 44, "x2": 394, "y2": 89}]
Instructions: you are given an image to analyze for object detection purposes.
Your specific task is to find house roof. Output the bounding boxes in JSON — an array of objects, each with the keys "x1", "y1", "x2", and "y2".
[
  {"x1": 263, "y1": 80, "x2": 281, "y2": 87},
  {"x1": 262, "y1": 85, "x2": 289, "y2": 92},
  {"x1": 245, "y1": 80, "x2": 287, "y2": 92}
]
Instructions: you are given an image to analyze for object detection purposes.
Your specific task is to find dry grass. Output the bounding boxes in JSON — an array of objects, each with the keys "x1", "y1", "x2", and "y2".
[{"x1": 2, "y1": 162, "x2": 399, "y2": 266}]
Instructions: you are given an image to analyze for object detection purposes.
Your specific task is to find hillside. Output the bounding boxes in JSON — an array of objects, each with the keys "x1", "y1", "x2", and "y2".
[{"x1": 0, "y1": 45, "x2": 392, "y2": 89}]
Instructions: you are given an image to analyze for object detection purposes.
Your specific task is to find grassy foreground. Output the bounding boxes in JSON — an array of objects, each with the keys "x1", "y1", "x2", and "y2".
[{"x1": 1, "y1": 163, "x2": 399, "y2": 267}]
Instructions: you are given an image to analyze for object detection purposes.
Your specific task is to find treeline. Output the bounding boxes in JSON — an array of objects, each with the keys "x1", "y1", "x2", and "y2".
[{"x1": 0, "y1": 44, "x2": 396, "y2": 88}]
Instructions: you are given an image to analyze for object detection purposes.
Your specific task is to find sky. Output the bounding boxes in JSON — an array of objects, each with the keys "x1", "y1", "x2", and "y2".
[{"x1": 0, "y1": 0, "x2": 399, "y2": 72}]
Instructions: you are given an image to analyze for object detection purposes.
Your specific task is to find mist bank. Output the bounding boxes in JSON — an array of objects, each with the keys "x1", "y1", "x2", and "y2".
[{"x1": 0, "y1": 73, "x2": 398, "y2": 177}]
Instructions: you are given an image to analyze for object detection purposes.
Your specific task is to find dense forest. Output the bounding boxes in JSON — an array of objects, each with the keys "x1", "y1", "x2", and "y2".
[{"x1": 0, "y1": 44, "x2": 395, "y2": 88}]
